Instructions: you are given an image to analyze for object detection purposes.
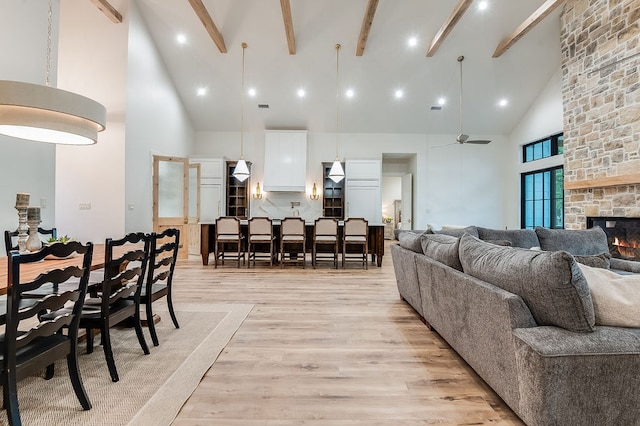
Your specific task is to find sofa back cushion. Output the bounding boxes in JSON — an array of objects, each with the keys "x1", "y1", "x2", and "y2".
[
  {"x1": 459, "y1": 234, "x2": 595, "y2": 332},
  {"x1": 535, "y1": 226, "x2": 609, "y2": 256},
  {"x1": 433, "y1": 225, "x2": 479, "y2": 238},
  {"x1": 420, "y1": 234, "x2": 463, "y2": 271},
  {"x1": 477, "y1": 227, "x2": 540, "y2": 249},
  {"x1": 398, "y1": 231, "x2": 426, "y2": 253},
  {"x1": 574, "y1": 252, "x2": 611, "y2": 269}
]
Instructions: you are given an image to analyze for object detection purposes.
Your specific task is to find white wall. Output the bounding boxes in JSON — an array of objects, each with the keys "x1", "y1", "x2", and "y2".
[
  {"x1": 193, "y1": 130, "x2": 508, "y2": 230},
  {"x1": 125, "y1": 1, "x2": 195, "y2": 233},
  {"x1": 56, "y1": 0, "x2": 130, "y2": 244},
  {"x1": 0, "y1": 0, "x2": 58, "y2": 254},
  {"x1": 504, "y1": 68, "x2": 564, "y2": 229},
  {"x1": 381, "y1": 176, "x2": 401, "y2": 221}
]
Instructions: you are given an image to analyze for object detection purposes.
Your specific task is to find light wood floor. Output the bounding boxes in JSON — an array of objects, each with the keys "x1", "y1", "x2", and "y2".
[{"x1": 171, "y1": 242, "x2": 524, "y2": 425}]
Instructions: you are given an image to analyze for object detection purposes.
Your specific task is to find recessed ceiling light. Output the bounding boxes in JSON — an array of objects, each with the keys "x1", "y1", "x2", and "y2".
[
  {"x1": 478, "y1": 1, "x2": 488, "y2": 11},
  {"x1": 345, "y1": 88, "x2": 355, "y2": 98},
  {"x1": 248, "y1": 88, "x2": 257, "y2": 97},
  {"x1": 498, "y1": 98, "x2": 508, "y2": 107},
  {"x1": 407, "y1": 37, "x2": 418, "y2": 47},
  {"x1": 394, "y1": 89, "x2": 404, "y2": 99},
  {"x1": 196, "y1": 87, "x2": 207, "y2": 97},
  {"x1": 297, "y1": 88, "x2": 306, "y2": 98},
  {"x1": 176, "y1": 33, "x2": 187, "y2": 45},
  {"x1": 438, "y1": 97, "x2": 446, "y2": 106}
]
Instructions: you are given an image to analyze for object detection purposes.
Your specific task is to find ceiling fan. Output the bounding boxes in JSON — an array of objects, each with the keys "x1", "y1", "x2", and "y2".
[{"x1": 455, "y1": 55, "x2": 491, "y2": 145}]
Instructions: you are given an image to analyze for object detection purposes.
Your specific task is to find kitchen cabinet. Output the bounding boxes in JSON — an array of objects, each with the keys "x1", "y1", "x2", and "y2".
[
  {"x1": 345, "y1": 159, "x2": 381, "y2": 224},
  {"x1": 263, "y1": 130, "x2": 307, "y2": 192},
  {"x1": 322, "y1": 162, "x2": 344, "y2": 219}
]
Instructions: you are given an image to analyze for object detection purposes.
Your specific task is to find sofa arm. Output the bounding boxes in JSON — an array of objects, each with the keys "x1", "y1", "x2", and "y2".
[
  {"x1": 610, "y1": 257, "x2": 640, "y2": 273},
  {"x1": 513, "y1": 326, "x2": 640, "y2": 426}
]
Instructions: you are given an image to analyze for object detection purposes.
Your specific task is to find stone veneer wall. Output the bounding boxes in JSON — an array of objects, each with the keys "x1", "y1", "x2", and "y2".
[{"x1": 561, "y1": 0, "x2": 640, "y2": 229}]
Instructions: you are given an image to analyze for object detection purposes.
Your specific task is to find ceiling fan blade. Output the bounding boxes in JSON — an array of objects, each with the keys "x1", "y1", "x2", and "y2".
[
  {"x1": 464, "y1": 140, "x2": 491, "y2": 144},
  {"x1": 431, "y1": 142, "x2": 457, "y2": 149}
]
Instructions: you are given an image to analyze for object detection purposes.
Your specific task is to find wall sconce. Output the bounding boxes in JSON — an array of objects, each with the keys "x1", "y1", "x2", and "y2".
[
  {"x1": 310, "y1": 183, "x2": 320, "y2": 200},
  {"x1": 253, "y1": 182, "x2": 263, "y2": 199}
]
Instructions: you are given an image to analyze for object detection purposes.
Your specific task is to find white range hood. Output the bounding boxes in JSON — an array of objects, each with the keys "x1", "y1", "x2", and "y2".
[{"x1": 263, "y1": 130, "x2": 307, "y2": 192}]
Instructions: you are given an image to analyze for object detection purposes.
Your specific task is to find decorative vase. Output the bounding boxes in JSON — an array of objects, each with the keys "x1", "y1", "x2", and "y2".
[{"x1": 26, "y1": 207, "x2": 42, "y2": 252}]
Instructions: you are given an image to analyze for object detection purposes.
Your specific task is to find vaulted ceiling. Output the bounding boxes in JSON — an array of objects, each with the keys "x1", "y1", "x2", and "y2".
[{"x1": 128, "y1": 0, "x2": 563, "y2": 135}]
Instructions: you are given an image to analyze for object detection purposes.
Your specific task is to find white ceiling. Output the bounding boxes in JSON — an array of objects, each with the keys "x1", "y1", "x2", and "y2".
[{"x1": 134, "y1": 0, "x2": 563, "y2": 136}]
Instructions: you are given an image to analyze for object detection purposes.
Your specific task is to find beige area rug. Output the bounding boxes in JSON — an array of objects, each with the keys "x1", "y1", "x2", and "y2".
[{"x1": 0, "y1": 303, "x2": 252, "y2": 426}]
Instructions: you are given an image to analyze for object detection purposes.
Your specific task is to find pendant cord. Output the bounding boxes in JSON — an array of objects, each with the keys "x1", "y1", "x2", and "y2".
[
  {"x1": 335, "y1": 44, "x2": 341, "y2": 160},
  {"x1": 458, "y1": 56, "x2": 464, "y2": 136},
  {"x1": 240, "y1": 42, "x2": 247, "y2": 159},
  {"x1": 46, "y1": 0, "x2": 53, "y2": 87}
]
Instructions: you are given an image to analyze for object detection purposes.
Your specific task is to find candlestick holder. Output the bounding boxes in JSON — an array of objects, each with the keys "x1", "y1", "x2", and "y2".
[
  {"x1": 15, "y1": 206, "x2": 29, "y2": 253},
  {"x1": 26, "y1": 219, "x2": 43, "y2": 252}
]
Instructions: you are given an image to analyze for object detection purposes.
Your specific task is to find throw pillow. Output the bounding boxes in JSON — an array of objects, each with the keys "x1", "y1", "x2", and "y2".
[
  {"x1": 420, "y1": 234, "x2": 462, "y2": 271},
  {"x1": 535, "y1": 226, "x2": 609, "y2": 256},
  {"x1": 484, "y1": 239, "x2": 512, "y2": 247},
  {"x1": 397, "y1": 231, "x2": 427, "y2": 253},
  {"x1": 577, "y1": 263, "x2": 640, "y2": 327},
  {"x1": 458, "y1": 234, "x2": 595, "y2": 332},
  {"x1": 574, "y1": 252, "x2": 612, "y2": 269},
  {"x1": 433, "y1": 225, "x2": 479, "y2": 238},
  {"x1": 477, "y1": 227, "x2": 540, "y2": 249}
]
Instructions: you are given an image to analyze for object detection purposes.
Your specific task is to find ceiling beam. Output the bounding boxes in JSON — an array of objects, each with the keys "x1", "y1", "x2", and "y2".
[
  {"x1": 493, "y1": 0, "x2": 565, "y2": 58},
  {"x1": 187, "y1": 0, "x2": 227, "y2": 53},
  {"x1": 426, "y1": 0, "x2": 473, "y2": 57},
  {"x1": 280, "y1": 0, "x2": 296, "y2": 54},
  {"x1": 90, "y1": 0, "x2": 122, "y2": 23},
  {"x1": 356, "y1": 0, "x2": 379, "y2": 56}
]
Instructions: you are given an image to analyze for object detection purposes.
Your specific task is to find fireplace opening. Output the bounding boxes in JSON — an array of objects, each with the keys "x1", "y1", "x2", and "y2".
[{"x1": 587, "y1": 217, "x2": 640, "y2": 261}]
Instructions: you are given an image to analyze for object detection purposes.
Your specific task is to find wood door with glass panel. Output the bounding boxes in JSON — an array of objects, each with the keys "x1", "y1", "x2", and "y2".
[{"x1": 153, "y1": 155, "x2": 189, "y2": 259}]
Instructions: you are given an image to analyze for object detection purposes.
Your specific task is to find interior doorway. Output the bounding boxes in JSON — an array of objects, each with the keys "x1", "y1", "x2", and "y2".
[{"x1": 382, "y1": 154, "x2": 416, "y2": 236}]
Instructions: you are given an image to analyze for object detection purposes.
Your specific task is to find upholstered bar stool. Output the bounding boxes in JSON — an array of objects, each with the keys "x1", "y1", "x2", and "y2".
[
  {"x1": 313, "y1": 218, "x2": 339, "y2": 269},
  {"x1": 342, "y1": 218, "x2": 368, "y2": 269},
  {"x1": 248, "y1": 217, "x2": 275, "y2": 267},
  {"x1": 215, "y1": 217, "x2": 245, "y2": 268},
  {"x1": 280, "y1": 217, "x2": 306, "y2": 268}
]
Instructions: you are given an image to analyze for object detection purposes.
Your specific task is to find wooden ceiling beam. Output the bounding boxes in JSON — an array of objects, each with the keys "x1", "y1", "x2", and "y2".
[
  {"x1": 356, "y1": 0, "x2": 379, "y2": 56},
  {"x1": 90, "y1": 0, "x2": 122, "y2": 23},
  {"x1": 493, "y1": 0, "x2": 565, "y2": 58},
  {"x1": 187, "y1": 0, "x2": 227, "y2": 53},
  {"x1": 426, "y1": 0, "x2": 473, "y2": 57},
  {"x1": 280, "y1": 0, "x2": 296, "y2": 54}
]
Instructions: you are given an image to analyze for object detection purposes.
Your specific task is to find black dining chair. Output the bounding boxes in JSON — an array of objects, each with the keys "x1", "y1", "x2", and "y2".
[
  {"x1": 79, "y1": 233, "x2": 151, "y2": 382},
  {"x1": 0, "y1": 241, "x2": 93, "y2": 426},
  {"x1": 4, "y1": 227, "x2": 57, "y2": 254},
  {"x1": 138, "y1": 228, "x2": 180, "y2": 346}
]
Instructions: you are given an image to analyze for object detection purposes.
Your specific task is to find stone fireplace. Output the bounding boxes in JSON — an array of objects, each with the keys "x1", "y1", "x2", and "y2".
[
  {"x1": 588, "y1": 216, "x2": 640, "y2": 260},
  {"x1": 560, "y1": 0, "x2": 640, "y2": 229}
]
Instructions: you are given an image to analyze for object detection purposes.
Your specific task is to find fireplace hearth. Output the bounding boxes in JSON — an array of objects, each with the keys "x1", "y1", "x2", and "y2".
[{"x1": 587, "y1": 217, "x2": 640, "y2": 261}]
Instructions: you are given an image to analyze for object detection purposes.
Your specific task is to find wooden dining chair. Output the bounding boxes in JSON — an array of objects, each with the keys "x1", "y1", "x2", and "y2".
[
  {"x1": 1, "y1": 241, "x2": 93, "y2": 426},
  {"x1": 247, "y1": 217, "x2": 275, "y2": 267},
  {"x1": 214, "y1": 217, "x2": 245, "y2": 268},
  {"x1": 139, "y1": 228, "x2": 180, "y2": 346},
  {"x1": 313, "y1": 218, "x2": 339, "y2": 269},
  {"x1": 79, "y1": 232, "x2": 150, "y2": 382},
  {"x1": 342, "y1": 218, "x2": 369, "y2": 269},
  {"x1": 280, "y1": 217, "x2": 306, "y2": 268},
  {"x1": 4, "y1": 227, "x2": 57, "y2": 254}
]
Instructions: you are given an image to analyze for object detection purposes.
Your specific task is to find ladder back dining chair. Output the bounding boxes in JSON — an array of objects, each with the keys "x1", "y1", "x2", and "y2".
[{"x1": 4, "y1": 227, "x2": 57, "y2": 254}]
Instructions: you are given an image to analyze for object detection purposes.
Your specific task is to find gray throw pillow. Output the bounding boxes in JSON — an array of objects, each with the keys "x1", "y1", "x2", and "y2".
[
  {"x1": 420, "y1": 234, "x2": 462, "y2": 271},
  {"x1": 477, "y1": 227, "x2": 540, "y2": 249},
  {"x1": 574, "y1": 252, "x2": 611, "y2": 269},
  {"x1": 433, "y1": 226, "x2": 479, "y2": 238},
  {"x1": 484, "y1": 239, "x2": 512, "y2": 247},
  {"x1": 459, "y1": 234, "x2": 595, "y2": 332},
  {"x1": 398, "y1": 231, "x2": 427, "y2": 253},
  {"x1": 535, "y1": 226, "x2": 608, "y2": 256}
]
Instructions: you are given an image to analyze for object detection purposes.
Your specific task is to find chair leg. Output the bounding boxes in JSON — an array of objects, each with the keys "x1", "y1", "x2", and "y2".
[
  {"x1": 44, "y1": 363, "x2": 55, "y2": 380},
  {"x1": 302, "y1": 242, "x2": 306, "y2": 269},
  {"x1": 67, "y1": 347, "x2": 92, "y2": 410},
  {"x1": 167, "y1": 290, "x2": 180, "y2": 329},
  {"x1": 4, "y1": 368, "x2": 21, "y2": 426},
  {"x1": 214, "y1": 243, "x2": 219, "y2": 268},
  {"x1": 99, "y1": 322, "x2": 120, "y2": 382},
  {"x1": 365, "y1": 245, "x2": 368, "y2": 270},
  {"x1": 133, "y1": 304, "x2": 150, "y2": 355},
  {"x1": 281, "y1": 242, "x2": 285, "y2": 268},
  {"x1": 312, "y1": 243, "x2": 316, "y2": 269},
  {"x1": 146, "y1": 301, "x2": 160, "y2": 346}
]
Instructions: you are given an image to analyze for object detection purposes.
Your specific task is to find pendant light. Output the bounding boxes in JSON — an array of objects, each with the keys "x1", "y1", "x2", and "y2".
[
  {"x1": 0, "y1": 0, "x2": 106, "y2": 145},
  {"x1": 328, "y1": 44, "x2": 345, "y2": 183},
  {"x1": 232, "y1": 42, "x2": 250, "y2": 182}
]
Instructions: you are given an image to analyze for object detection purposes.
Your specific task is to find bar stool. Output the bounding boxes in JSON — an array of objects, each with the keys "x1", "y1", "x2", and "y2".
[
  {"x1": 342, "y1": 218, "x2": 368, "y2": 269},
  {"x1": 215, "y1": 217, "x2": 245, "y2": 268},
  {"x1": 313, "y1": 218, "x2": 338, "y2": 269},
  {"x1": 280, "y1": 217, "x2": 306, "y2": 268},
  {"x1": 247, "y1": 217, "x2": 275, "y2": 267}
]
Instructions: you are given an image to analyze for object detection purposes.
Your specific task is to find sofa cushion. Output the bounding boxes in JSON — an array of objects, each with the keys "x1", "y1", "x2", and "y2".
[
  {"x1": 420, "y1": 234, "x2": 462, "y2": 271},
  {"x1": 459, "y1": 234, "x2": 595, "y2": 332},
  {"x1": 535, "y1": 226, "x2": 608, "y2": 256},
  {"x1": 574, "y1": 252, "x2": 611, "y2": 269},
  {"x1": 577, "y1": 263, "x2": 640, "y2": 327},
  {"x1": 477, "y1": 227, "x2": 540, "y2": 249},
  {"x1": 397, "y1": 231, "x2": 426, "y2": 253},
  {"x1": 433, "y1": 226, "x2": 479, "y2": 238}
]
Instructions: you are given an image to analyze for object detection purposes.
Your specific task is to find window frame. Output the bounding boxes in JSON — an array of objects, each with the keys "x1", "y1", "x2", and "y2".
[
  {"x1": 521, "y1": 165, "x2": 564, "y2": 229},
  {"x1": 522, "y1": 133, "x2": 564, "y2": 163}
]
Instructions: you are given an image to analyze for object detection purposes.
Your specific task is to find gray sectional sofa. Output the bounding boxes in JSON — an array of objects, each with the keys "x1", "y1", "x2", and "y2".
[{"x1": 391, "y1": 226, "x2": 640, "y2": 426}]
